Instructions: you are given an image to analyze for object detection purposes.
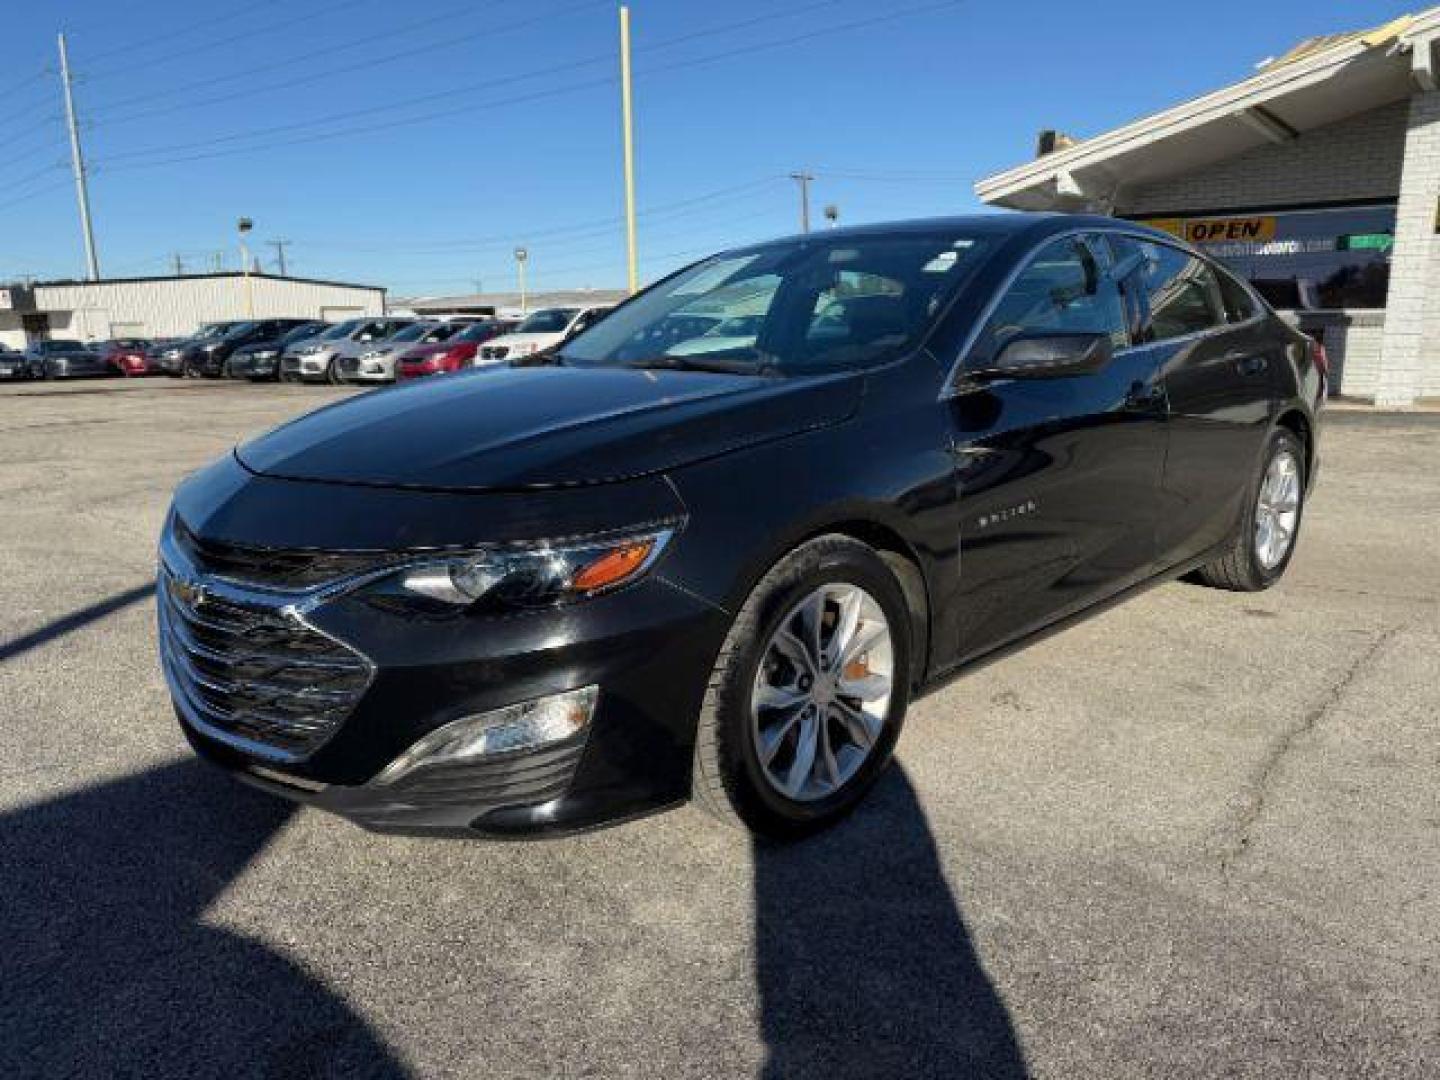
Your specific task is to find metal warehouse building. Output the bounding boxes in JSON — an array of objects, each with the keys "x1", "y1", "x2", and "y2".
[
  {"x1": 977, "y1": 9, "x2": 1440, "y2": 406},
  {"x1": 0, "y1": 272, "x2": 386, "y2": 351}
]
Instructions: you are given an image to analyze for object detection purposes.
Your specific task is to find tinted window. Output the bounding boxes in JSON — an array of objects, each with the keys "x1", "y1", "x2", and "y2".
[
  {"x1": 1215, "y1": 265, "x2": 1260, "y2": 322},
  {"x1": 1134, "y1": 242, "x2": 1226, "y2": 341},
  {"x1": 971, "y1": 236, "x2": 1127, "y2": 364}
]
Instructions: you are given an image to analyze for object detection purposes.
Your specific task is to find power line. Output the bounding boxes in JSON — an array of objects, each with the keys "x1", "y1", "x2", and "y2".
[
  {"x1": 0, "y1": 177, "x2": 74, "y2": 214},
  {"x1": 91, "y1": 0, "x2": 964, "y2": 172},
  {"x1": 82, "y1": 0, "x2": 374, "y2": 80},
  {"x1": 294, "y1": 177, "x2": 787, "y2": 253},
  {"x1": 90, "y1": 0, "x2": 586, "y2": 123},
  {"x1": 93, "y1": 0, "x2": 843, "y2": 157},
  {"x1": 79, "y1": 0, "x2": 285, "y2": 64}
]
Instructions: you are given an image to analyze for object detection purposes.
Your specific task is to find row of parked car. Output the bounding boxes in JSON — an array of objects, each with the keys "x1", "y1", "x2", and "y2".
[{"x1": 0, "y1": 305, "x2": 615, "y2": 385}]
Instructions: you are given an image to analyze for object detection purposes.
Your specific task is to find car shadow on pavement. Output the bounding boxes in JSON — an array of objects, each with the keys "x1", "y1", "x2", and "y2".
[
  {"x1": 0, "y1": 583, "x2": 155, "y2": 664},
  {"x1": 0, "y1": 758, "x2": 408, "y2": 1079},
  {"x1": 753, "y1": 765, "x2": 1028, "y2": 1079}
]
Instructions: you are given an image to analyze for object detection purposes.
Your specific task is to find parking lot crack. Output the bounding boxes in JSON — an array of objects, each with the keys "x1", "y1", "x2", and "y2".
[{"x1": 1218, "y1": 623, "x2": 1403, "y2": 880}]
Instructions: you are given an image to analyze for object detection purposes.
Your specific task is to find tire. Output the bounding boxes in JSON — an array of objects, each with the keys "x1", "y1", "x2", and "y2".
[
  {"x1": 692, "y1": 534, "x2": 913, "y2": 839},
  {"x1": 1193, "y1": 428, "x2": 1306, "y2": 592},
  {"x1": 326, "y1": 359, "x2": 342, "y2": 385}
]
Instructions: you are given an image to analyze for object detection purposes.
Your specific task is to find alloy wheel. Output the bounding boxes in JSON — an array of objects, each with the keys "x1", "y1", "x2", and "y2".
[
  {"x1": 750, "y1": 583, "x2": 894, "y2": 802},
  {"x1": 1255, "y1": 449, "x2": 1301, "y2": 570}
]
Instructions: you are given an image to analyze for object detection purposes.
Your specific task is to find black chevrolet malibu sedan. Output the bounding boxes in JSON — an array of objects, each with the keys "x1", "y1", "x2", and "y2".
[{"x1": 159, "y1": 214, "x2": 1323, "y2": 838}]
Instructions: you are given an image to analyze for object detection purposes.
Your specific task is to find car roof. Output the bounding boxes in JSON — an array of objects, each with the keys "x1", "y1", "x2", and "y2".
[{"x1": 728, "y1": 212, "x2": 1181, "y2": 252}]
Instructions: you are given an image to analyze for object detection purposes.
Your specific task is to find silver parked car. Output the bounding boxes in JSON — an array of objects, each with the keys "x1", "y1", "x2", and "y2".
[
  {"x1": 335, "y1": 321, "x2": 469, "y2": 384},
  {"x1": 281, "y1": 318, "x2": 414, "y2": 384}
]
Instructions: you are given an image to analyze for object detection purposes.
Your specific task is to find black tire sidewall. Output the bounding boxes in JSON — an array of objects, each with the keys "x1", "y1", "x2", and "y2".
[
  {"x1": 716, "y1": 541, "x2": 911, "y2": 836},
  {"x1": 1243, "y1": 429, "x2": 1306, "y2": 586}
]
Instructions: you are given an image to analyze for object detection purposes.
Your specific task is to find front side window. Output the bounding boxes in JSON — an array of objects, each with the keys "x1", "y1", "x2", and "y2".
[
  {"x1": 561, "y1": 232, "x2": 993, "y2": 374},
  {"x1": 969, "y1": 236, "x2": 1127, "y2": 366},
  {"x1": 1135, "y1": 243, "x2": 1226, "y2": 341}
]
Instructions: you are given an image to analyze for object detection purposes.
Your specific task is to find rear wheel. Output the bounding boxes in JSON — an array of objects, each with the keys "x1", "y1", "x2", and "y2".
[
  {"x1": 692, "y1": 535, "x2": 911, "y2": 838},
  {"x1": 326, "y1": 359, "x2": 343, "y2": 385},
  {"x1": 1194, "y1": 428, "x2": 1305, "y2": 591}
]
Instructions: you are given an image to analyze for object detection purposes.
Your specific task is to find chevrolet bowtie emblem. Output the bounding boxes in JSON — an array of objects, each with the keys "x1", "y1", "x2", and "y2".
[{"x1": 173, "y1": 577, "x2": 207, "y2": 608}]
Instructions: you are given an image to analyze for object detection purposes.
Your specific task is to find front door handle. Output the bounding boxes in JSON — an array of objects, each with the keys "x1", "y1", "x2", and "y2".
[
  {"x1": 1125, "y1": 379, "x2": 1166, "y2": 411},
  {"x1": 1229, "y1": 353, "x2": 1269, "y2": 377}
]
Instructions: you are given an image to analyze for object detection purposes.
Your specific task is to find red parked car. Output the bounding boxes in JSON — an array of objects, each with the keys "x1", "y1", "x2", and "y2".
[
  {"x1": 100, "y1": 339, "x2": 158, "y2": 376},
  {"x1": 396, "y1": 320, "x2": 517, "y2": 381}
]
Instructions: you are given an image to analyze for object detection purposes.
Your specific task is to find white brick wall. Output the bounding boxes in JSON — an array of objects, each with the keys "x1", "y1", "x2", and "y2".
[
  {"x1": 1123, "y1": 101, "x2": 1408, "y2": 215},
  {"x1": 1376, "y1": 91, "x2": 1440, "y2": 406}
]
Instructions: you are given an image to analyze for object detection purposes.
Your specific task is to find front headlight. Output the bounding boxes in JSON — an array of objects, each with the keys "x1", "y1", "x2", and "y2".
[
  {"x1": 512, "y1": 342, "x2": 538, "y2": 356},
  {"x1": 298, "y1": 344, "x2": 324, "y2": 355},
  {"x1": 381, "y1": 526, "x2": 677, "y2": 609}
]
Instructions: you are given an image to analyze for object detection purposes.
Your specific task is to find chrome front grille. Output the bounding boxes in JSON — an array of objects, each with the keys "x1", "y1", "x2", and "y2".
[
  {"x1": 173, "y1": 516, "x2": 391, "y2": 591},
  {"x1": 158, "y1": 562, "x2": 372, "y2": 761}
]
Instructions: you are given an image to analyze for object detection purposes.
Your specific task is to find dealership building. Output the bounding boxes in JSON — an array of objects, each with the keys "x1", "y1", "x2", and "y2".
[
  {"x1": 0, "y1": 272, "x2": 386, "y2": 351},
  {"x1": 977, "y1": 9, "x2": 1440, "y2": 406}
]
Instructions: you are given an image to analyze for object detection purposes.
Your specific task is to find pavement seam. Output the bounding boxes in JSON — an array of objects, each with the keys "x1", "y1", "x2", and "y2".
[{"x1": 1217, "y1": 622, "x2": 1404, "y2": 880}]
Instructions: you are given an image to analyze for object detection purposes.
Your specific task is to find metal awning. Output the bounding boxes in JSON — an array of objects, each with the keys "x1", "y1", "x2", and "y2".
[{"x1": 976, "y1": 10, "x2": 1440, "y2": 211}]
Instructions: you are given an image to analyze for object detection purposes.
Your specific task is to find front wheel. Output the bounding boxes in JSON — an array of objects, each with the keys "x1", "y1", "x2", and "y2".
[
  {"x1": 1194, "y1": 428, "x2": 1306, "y2": 591},
  {"x1": 692, "y1": 535, "x2": 912, "y2": 838}
]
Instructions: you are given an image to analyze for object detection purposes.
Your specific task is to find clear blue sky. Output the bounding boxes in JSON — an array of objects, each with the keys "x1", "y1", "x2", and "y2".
[{"x1": 0, "y1": 0, "x2": 1413, "y2": 296}]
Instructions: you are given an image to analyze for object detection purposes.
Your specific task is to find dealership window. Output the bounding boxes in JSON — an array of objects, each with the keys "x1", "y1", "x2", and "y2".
[{"x1": 1138, "y1": 205, "x2": 1395, "y2": 310}]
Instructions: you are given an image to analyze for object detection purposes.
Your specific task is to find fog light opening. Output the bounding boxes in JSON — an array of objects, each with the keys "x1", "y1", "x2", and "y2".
[{"x1": 374, "y1": 686, "x2": 598, "y2": 786}]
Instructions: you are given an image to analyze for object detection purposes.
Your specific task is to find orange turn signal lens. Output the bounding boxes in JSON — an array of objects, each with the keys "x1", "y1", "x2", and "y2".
[{"x1": 571, "y1": 540, "x2": 656, "y2": 593}]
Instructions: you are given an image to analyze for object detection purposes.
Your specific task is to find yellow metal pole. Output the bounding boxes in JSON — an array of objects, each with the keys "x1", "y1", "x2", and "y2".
[{"x1": 619, "y1": 5, "x2": 639, "y2": 294}]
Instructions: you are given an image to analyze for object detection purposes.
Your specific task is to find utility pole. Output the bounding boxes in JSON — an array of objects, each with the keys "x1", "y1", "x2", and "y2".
[
  {"x1": 790, "y1": 172, "x2": 815, "y2": 234},
  {"x1": 57, "y1": 32, "x2": 100, "y2": 281},
  {"x1": 619, "y1": 5, "x2": 639, "y2": 294},
  {"x1": 172, "y1": 252, "x2": 185, "y2": 276},
  {"x1": 267, "y1": 239, "x2": 291, "y2": 276}
]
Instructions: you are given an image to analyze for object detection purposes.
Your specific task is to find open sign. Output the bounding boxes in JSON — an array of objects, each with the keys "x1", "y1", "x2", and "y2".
[{"x1": 1184, "y1": 217, "x2": 1277, "y2": 243}]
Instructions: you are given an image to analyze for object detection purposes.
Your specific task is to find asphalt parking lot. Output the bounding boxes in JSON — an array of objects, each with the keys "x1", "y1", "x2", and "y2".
[{"x1": 1, "y1": 380, "x2": 1437, "y2": 1079}]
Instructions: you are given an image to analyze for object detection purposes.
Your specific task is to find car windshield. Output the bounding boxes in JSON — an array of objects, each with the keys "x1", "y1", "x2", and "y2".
[
  {"x1": 220, "y1": 321, "x2": 259, "y2": 340},
  {"x1": 43, "y1": 340, "x2": 86, "y2": 352},
  {"x1": 457, "y1": 320, "x2": 510, "y2": 342},
  {"x1": 387, "y1": 323, "x2": 437, "y2": 343},
  {"x1": 320, "y1": 320, "x2": 362, "y2": 340},
  {"x1": 559, "y1": 232, "x2": 994, "y2": 374},
  {"x1": 280, "y1": 323, "x2": 322, "y2": 345},
  {"x1": 516, "y1": 308, "x2": 578, "y2": 334}
]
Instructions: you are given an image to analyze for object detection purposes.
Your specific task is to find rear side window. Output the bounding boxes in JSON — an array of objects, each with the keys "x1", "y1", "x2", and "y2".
[
  {"x1": 970, "y1": 236, "x2": 1128, "y2": 363},
  {"x1": 1215, "y1": 265, "x2": 1261, "y2": 323},
  {"x1": 1133, "y1": 242, "x2": 1226, "y2": 341}
]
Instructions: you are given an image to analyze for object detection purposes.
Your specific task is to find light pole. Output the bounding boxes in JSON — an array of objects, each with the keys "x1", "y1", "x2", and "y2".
[
  {"x1": 237, "y1": 217, "x2": 255, "y2": 317},
  {"x1": 514, "y1": 247, "x2": 529, "y2": 315},
  {"x1": 619, "y1": 5, "x2": 639, "y2": 294}
]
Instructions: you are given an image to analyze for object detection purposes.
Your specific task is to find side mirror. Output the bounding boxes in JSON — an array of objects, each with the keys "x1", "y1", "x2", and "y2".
[{"x1": 974, "y1": 331, "x2": 1113, "y2": 381}]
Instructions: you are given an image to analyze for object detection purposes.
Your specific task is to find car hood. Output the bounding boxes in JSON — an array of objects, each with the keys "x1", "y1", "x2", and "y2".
[{"x1": 235, "y1": 364, "x2": 861, "y2": 491}]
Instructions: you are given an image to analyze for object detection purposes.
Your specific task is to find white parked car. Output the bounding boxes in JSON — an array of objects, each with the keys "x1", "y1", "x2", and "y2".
[{"x1": 475, "y1": 306, "x2": 612, "y2": 365}]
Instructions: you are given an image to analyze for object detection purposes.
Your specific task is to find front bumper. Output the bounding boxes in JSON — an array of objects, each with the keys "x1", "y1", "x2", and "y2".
[
  {"x1": 282, "y1": 351, "x2": 336, "y2": 381},
  {"x1": 229, "y1": 353, "x2": 280, "y2": 378},
  {"x1": 161, "y1": 461, "x2": 729, "y2": 836}
]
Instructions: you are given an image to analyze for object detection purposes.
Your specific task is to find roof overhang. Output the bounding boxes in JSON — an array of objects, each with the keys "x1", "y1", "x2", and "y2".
[{"x1": 976, "y1": 9, "x2": 1440, "y2": 211}]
